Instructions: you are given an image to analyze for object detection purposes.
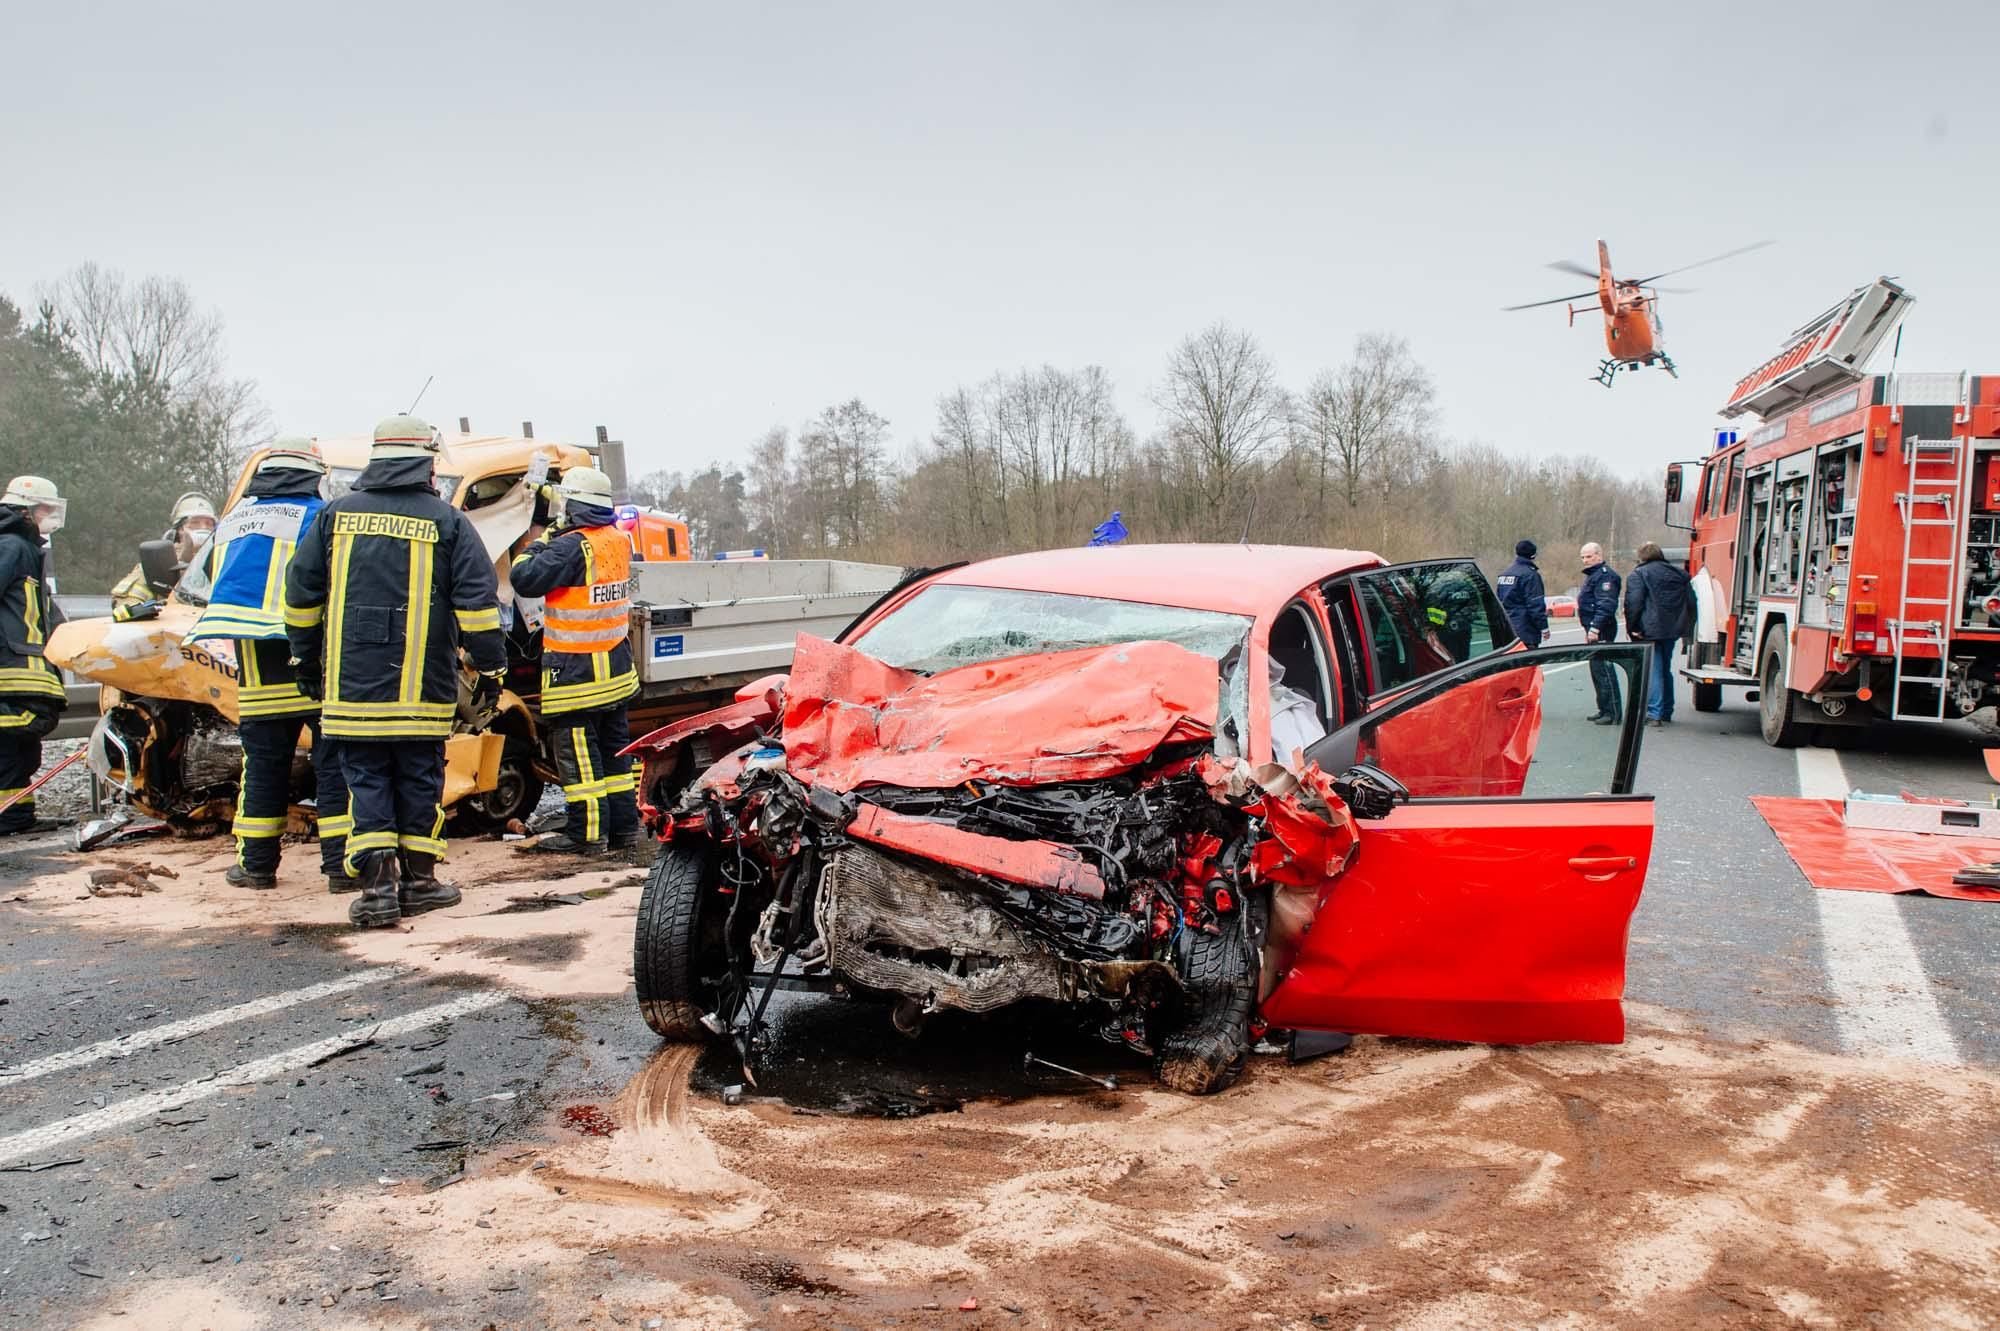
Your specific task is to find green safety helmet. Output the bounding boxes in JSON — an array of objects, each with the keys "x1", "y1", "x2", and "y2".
[
  {"x1": 558, "y1": 467, "x2": 616, "y2": 508},
  {"x1": 372, "y1": 414, "x2": 441, "y2": 459}
]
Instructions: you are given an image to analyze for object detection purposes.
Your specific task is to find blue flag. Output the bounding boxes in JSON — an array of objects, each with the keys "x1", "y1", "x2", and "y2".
[{"x1": 1088, "y1": 510, "x2": 1127, "y2": 547}]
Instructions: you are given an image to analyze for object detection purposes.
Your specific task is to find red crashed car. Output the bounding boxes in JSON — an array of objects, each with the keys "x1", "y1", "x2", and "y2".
[{"x1": 625, "y1": 545, "x2": 1655, "y2": 1093}]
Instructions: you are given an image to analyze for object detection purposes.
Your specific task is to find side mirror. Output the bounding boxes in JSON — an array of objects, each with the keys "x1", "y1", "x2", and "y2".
[
  {"x1": 1664, "y1": 465, "x2": 1684, "y2": 503},
  {"x1": 138, "y1": 540, "x2": 181, "y2": 595},
  {"x1": 1662, "y1": 462, "x2": 1700, "y2": 533}
]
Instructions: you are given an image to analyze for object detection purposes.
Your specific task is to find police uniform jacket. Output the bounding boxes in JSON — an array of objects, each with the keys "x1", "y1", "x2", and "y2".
[
  {"x1": 284, "y1": 456, "x2": 504, "y2": 740},
  {"x1": 509, "y1": 501, "x2": 639, "y2": 716}
]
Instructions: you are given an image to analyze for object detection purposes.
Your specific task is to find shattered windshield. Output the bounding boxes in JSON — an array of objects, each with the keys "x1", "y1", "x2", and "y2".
[
  {"x1": 169, "y1": 532, "x2": 216, "y2": 608},
  {"x1": 852, "y1": 584, "x2": 1252, "y2": 674}
]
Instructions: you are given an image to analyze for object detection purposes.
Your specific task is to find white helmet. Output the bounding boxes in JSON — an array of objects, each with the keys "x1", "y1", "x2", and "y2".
[
  {"x1": 372, "y1": 413, "x2": 441, "y2": 459},
  {"x1": 256, "y1": 436, "x2": 327, "y2": 475},
  {"x1": 558, "y1": 467, "x2": 616, "y2": 508},
  {"x1": 171, "y1": 492, "x2": 217, "y2": 526},
  {"x1": 3, "y1": 476, "x2": 65, "y2": 534}
]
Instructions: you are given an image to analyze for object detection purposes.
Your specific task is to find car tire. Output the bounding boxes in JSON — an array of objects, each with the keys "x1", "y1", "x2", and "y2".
[
  {"x1": 1758, "y1": 627, "x2": 1807, "y2": 748},
  {"x1": 1692, "y1": 680, "x2": 1723, "y2": 713},
  {"x1": 450, "y1": 739, "x2": 545, "y2": 833},
  {"x1": 633, "y1": 842, "x2": 722, "y2": 1040},
  {"x1": 1156, "y1": 913, "x2": 1259, "y2": 1096}
]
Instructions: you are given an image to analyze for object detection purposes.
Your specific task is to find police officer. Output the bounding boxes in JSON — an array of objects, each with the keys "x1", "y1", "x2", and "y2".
[
  {"x1": 284, "y1": 416, "x2": 506, "y2": 927},
  {"x1": 0, "y1": 477, "x2": 68, "y2": 835},
  {"x1": 187, "y1": 440, "x2": 350, "y2": 890},
  {"x1": 112, "y1": 492, "x2": 217, "y2": 615},
  {"x1": 1495, "y1": 539, "x2": 1548, "y2": 648},
  {"x1": 511, "y1": 468, "x2": 640, "y2": 855},
  {"x1": 1579, "y1": 542, "x2": 1623, "y2": 724}
]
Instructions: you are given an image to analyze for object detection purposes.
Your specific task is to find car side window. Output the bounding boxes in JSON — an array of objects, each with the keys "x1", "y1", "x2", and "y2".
[{"x1": 1340, "y1": 560, "x2": 1514, "y2": 697}]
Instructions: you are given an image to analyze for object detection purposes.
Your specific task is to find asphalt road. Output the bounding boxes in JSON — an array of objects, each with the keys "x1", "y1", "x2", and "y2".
[{"x1": 3, "y1": 630, "x2": 1998, "y2": 1323}]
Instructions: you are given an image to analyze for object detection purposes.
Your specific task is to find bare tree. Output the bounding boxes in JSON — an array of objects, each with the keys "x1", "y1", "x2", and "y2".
[
  {"x1": 1297, "y1": 333, "x2": 1436, "y2": 513},
  {"x1": 1153, "y1": 322, "x2": 1288, "y2": 537}
]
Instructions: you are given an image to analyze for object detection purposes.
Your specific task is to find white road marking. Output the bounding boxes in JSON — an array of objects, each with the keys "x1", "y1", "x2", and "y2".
[
  {"x1": 0, "y1": 991, "x2": 508, "y2": 1167},
  {"x1": 0, "y1": 966, "x2": 408, "y2": 1084},
  {"x1": 1795, "y1": 748, "x2": 1963, "y2": 1066}
]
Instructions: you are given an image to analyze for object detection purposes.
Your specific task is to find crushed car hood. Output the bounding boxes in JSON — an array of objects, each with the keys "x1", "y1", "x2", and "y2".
[
  {"x1": 46, "y1": 606, "x2": 242, "y2": 716},
  {"x1": 782, "y1": 634, "x2": 1221, "y2": 793}
]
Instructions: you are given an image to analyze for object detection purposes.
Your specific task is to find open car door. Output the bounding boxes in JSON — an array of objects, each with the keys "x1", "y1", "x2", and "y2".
[{"x1": 1259, "y1": 643, "x2": 1652, "y2": 1045}]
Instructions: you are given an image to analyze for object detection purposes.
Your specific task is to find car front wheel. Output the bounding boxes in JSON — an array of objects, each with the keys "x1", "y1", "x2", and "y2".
[
  {"x1": 1156, "y1": 906, "x2": 1261, "y2": 1095},
  {"x1": 633, "y1": 842, "x2": 727, "y2": 1040}
]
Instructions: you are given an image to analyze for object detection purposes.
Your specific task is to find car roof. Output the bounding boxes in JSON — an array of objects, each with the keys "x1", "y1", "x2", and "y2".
[
  {"x1": 312, "y1": 434, "x2": 593, "y2": 479},
  {"x1": 928, "y1": 543, "x2": 1384, "y2": 620}
]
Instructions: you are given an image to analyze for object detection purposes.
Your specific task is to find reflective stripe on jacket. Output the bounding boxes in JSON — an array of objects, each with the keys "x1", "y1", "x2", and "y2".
[
  {"x1": 237, "y1": 637, "x2": 317, "y2": 719},
  {"x1": 511, "y1": 519, "x2": 639, "y2": 716},
  {"x1": 0, "y1": 507, "x2": 65, "y2": 704},
  {"x1": 283, "y1": 456, "x2": 504, "y2": 740},
  {"x1": 190, "y1": 494, "x2": 325, "y2": 643}
]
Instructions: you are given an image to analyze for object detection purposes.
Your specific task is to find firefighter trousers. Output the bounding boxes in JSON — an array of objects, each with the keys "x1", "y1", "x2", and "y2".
[
  {"x1": 0, "y1": 698, "x2": 60, "y2": 835},
  {"x1": 552, "y1": 703, "x2": 638, "y2": 846},
  {"x1": 338, "y1": 739, "x2": 446, "y2": 876},
  {"x1": 235, "y1": 717, "x2": 350, "y2": 876}
]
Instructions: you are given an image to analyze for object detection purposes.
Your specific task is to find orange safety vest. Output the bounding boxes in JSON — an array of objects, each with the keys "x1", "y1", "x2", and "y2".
[{"x1": 542, "y1": 526, "x2": 632, "y2": 655}]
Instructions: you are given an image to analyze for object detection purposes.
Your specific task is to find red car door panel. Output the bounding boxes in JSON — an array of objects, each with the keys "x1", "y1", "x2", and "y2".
[
  {"x1": 1258, "y1": 799, "x2": 1651, "y2": 1043},
  {"x1": 1267, "y1": 642, "x2": 1653, "y2": 1045}
]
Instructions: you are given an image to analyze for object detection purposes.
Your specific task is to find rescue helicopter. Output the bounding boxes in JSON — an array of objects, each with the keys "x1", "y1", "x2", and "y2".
[{"x1": 1505, "y1": 239, "x2": 1774, "y2": 387}]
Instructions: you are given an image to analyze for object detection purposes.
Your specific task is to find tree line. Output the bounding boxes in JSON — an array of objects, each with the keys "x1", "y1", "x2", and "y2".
[
  {"x1": 639, "y1": 321, "x2": 1672, "y2": 588},
  {"x1": 0, "y1": 265, "x2": 261, "y2": 592},
  {"x1": 0, "y1": 264, "x2": 1670, "y2": 597}
]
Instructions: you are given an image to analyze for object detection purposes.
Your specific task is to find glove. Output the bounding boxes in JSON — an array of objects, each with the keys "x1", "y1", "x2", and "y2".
[
  {"x1": 113, "y1": 599, "x2": 162, "y2": 622},
  {"x1": 1332, "y1": 764, "x2": 1405, "y2": 821},
  {"x1": 473, "y1": 670, "x2": 505, "y2": 712},
  {"x1": 291, "y1": 659, "x2": 323, "y2": 701}
]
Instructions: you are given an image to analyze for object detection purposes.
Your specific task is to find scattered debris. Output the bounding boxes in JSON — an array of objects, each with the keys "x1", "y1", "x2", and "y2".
[
  {"x1": 409, "y1": 1139, "x2": 469, "y2": 1152},
  {"x1": 559, "y1": 1104, "x2": 617, "y2": 1137},
  {"x1": 399, "y1": 1060, "x2": 446, "y2": 1079},
  {"x1": 86, "y1": 866, "x2": 168, "y2": 897},
  {"x1": 500, "y1": 892, "x2": 587, "y2": 911},
  {"x1": 1024, "y1": 1051, "x2": 1116, "y2": 1091},
  {"x1": 960, "y1": 1297, "x2": 980, "y2": 1311},
  {"x1": 304, "y1": 1030, "x2": 379, "y2": 1068},
  {"x1": 0, "y1": 1158, "x2": 83, "y2": 1174},
  {"x1": 720, "y1": 1084, "x2": 745, "y2": 1106},
  {"x1": 210, "y1": 1171, "x2": 239, "y2": 1182}
]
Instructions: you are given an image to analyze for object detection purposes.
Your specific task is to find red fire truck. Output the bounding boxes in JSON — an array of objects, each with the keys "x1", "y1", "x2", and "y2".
[{"x1": 1665, "y1": 278, "x2": 2000, "y2": 746}]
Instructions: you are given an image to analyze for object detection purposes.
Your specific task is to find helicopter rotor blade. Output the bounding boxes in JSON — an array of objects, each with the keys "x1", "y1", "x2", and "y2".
[
  {"x1": 1630, "y1": 239, "x2": 1775, "y2": 286},
  {"x1": 1502, "y1": 289, "x2": 1599, "y2": 312},
  {"x1": 1545, "y1": 259, "x2": 1601, "y2": 280}
]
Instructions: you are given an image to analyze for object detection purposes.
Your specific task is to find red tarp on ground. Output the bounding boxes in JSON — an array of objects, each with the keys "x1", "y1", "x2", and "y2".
[{"x1": 1750, "y1": 796, "x2": 2000, "y2": 902}]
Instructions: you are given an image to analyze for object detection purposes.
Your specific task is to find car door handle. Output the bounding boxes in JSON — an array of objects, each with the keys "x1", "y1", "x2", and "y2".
[{"x1": 1568, "y1": 854, "x2": 1636, "y2": 880}]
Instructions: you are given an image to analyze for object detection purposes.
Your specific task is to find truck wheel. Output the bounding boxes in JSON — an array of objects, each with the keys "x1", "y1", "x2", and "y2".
[
  {"x1": 450, "y1": 740, "x2": 545, "y2": 833},
  {"x1": 1758, "y1": 628, "x2": 1807, "y2": 748},
  {"x1": 634, "y1": 842, "x2": 725, "y2": 1041},
  {"x1": 1692, "y1": 680, "x2": 1723, "y2": 713},
  {"x1": 1156, "y1": 914, "x2": 1259, "y2": 1096}
]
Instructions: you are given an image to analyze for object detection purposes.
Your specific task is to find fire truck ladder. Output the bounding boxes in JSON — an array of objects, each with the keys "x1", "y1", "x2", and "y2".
[{"x1": 1890, "y1": 435, "x2": 1964, "y2": 722}]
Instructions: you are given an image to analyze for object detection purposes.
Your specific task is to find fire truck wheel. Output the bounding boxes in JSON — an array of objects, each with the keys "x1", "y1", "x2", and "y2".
[
  {"x1": 1692, "y1": 680, "x2": 1723, "y2": 712},
  {"x1": 1758, "y1": 628, "x2": 1807, "y2": 748}
]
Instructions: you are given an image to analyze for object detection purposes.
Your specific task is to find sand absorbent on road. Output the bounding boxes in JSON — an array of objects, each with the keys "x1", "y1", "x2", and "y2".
[{"x1": 13, "y1": 836, "x2": 1999, "y2": 1330}]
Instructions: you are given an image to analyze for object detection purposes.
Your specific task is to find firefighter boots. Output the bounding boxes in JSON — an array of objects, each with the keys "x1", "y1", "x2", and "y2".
[
  {"x1": 225, "y1": 864, "x2": 277, "y2": 890},
  {"x1": 397, "y1": 850, "x2": 462, "y2": 915},
  {"x1": 347, "y1": 849, "x2": 402, "y2": 929},
  {"x1": 519, "y1": 832, "x2": 607, "y2": 856}
]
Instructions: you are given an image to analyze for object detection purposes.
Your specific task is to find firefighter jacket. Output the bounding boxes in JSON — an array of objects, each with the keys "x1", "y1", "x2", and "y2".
[
  {"x1": 0, "y1": 506, "x2": 65, "y2": 705},
  {"x1": 510, "y1": 505, "x2": 638, "y2": 716},
  {"x1": 283, "y1": 456, "x2": 505, "y2": 740},
  {"x1": 191, "y1": 472, "x2": 326, "y2": 644}
]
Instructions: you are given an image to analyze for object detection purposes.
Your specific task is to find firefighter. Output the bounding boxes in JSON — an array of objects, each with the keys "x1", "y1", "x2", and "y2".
[
  {"x1": 1495, "y1": 539, "x2": 1548, "y2": 648},
  {"x1": 112, "y1": 492, "x2": 217, "y2": 614},
  {"x1": 188, "y1": 440, "x2": 350, "y2": 890},
  {"x1": 0, "y1": 477, "x2": 68, "y2": 836},
  {"x1": 510, "y1": 467, "x2": 640, "y2": 855},
  {"x1": 284, "y1": 415, "x2": 506, "y2": 927}
]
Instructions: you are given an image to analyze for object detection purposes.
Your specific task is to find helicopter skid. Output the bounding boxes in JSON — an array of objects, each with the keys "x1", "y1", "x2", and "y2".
[{"x1": 1592, "y1": 353, "x2": 1677, "y2": 387}]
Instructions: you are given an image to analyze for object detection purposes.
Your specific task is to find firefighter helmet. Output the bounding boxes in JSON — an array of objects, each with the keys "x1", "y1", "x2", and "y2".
[
  {"x1": 1, "y1": 475, "x2": 65, "y2": 532},
  {"x1": 557, "y1": 467, "x2": 616, "y2": 508},
  {"x1": 371, "y1": 414, "x2": 441, "y2": 459},
  {"x1": 256, "y1": 436, "x2": 327, "y2": 475},
  {"x1": 171, "y1": 493, "x2": 217, "y2": 526}
]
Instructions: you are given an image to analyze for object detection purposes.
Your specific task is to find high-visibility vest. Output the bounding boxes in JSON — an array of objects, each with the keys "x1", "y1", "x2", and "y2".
[{"x1": 542, "y1": 526, "x2": 631, "y2": 655}]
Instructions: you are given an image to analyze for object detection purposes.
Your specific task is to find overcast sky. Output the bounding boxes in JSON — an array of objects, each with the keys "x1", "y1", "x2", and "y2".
[{"x1": 5, "y1": 2, "x2": 1996, "y2": 485}]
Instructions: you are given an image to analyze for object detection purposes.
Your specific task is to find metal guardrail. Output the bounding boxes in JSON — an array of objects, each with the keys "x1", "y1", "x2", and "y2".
[{"x1": 52, "y1": 597, "x2": 110, "y2": 741}]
